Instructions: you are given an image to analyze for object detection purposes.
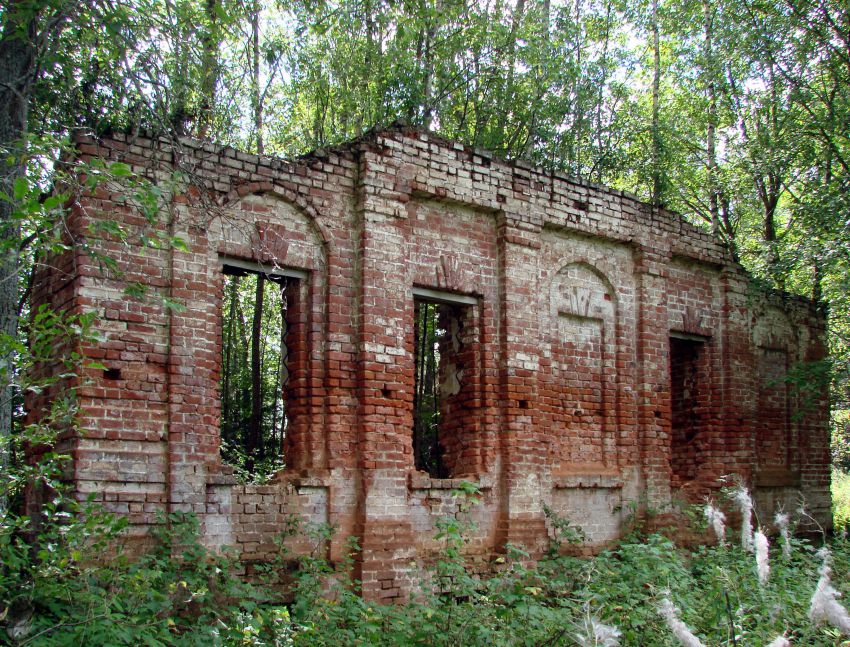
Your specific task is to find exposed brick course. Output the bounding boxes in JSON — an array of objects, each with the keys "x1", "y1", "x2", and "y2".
[{"x1": 31, "y1": 124, "x2": 830, "y2": 599}]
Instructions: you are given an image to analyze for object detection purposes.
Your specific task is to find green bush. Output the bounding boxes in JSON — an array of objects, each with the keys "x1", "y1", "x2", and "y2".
[{"x1": 0, "y1": 505, "x2": 293, "y2": 645}]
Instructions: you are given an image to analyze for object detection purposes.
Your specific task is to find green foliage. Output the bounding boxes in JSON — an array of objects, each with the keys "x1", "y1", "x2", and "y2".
[
  {"x1": 0, "y1": 267, "x2": 282, "y2": 644},
  {"x1": 833, "y1": 470, "x2": 850, "y2": 531},
  {"x1": 543, "y1": 502, "x2": 586, "y2": 557},
  {"x1": 833, "y1": 411, "x2": 850, "y2": 472},
  {"x1": 280, "y1": 496, "x2": 850, "y2": 646},
  {"x1": 0, "y1": 505, "x2": 293, "y2": 645}
]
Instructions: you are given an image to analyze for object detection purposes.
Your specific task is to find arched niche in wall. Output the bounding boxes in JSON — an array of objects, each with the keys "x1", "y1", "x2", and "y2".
[
  {"x1": 210, "y1": 192, "x2": 328, "y2": 475},
  {"x1": 752, "y1": 306, "x2": 797, "y2": 474},
  {"x1": 549, "y1": 262, "x2": 618, "y2": 472}
]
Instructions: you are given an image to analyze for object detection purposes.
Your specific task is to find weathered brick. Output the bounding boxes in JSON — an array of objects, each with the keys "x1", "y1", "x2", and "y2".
[{"x1": 27, "y1": 124, "x2": 831, "y2": 601}]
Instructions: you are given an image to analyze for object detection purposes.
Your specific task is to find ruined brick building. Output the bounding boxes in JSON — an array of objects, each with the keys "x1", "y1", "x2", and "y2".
[{"x1": 33, "y1": 124, "x2": 830, "y2": 600}]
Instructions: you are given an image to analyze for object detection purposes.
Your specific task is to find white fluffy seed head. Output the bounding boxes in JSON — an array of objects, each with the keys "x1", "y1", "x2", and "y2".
[
  {"x1": 755, "y1": 529, "x2": 770, "y2": 585},
  {"x1": 765, "y1": 636, "x2": 790, "y2": 647},
  {"x1": 809, "y1": 548, "x2": 850, "y2": 636},
  {"x1": 816, "y1": 546, "x2": 832, "y2": 577},
  {"x1": 731, "y1": 485, "x2": 754, "y2": 552},
  {"x1": 809, "y1": 573, "x2": 850, "y2": 635},
  {"x1": 659, "y1": 597, "x2": 706, "y2": 647},
  {"x1": 774, "y1": 512, "x2": 791, "y2": 558},
  {"x1": 575, "y1": 617, "x2": 622, "y2": 647},
  {"x1": 704, "y1": 503, "x2": 726, "y2": 544}
]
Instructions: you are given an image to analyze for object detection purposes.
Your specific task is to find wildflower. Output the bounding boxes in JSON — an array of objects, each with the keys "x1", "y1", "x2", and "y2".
[
  {"x1": 774, "y1": 512, "x2": 791, "y2": 558},
  {"x1": 659, "y1": 596, "x2": 706, "y2": 647},
  {"x1": 731, "y1": 485, "x2": 754, "y2": 552},
  {"x1": 704, "y1": 503, "x2": 726, "y2": 545},
  {"x1": 765, "y1": 636, "x2": 790, "y2": 647},
  {"x1": 755, "y1": 529, "x2": 770, "y2": 585},
  {"x1": 575, "y1": 616, "x2": 622, "y2": 647},
  {"x1": 808, "y1": 548, "x2": 850, "y2": 635}
]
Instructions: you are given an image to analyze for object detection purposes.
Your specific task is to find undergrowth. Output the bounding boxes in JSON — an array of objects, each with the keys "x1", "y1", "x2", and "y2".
[{"x1": 3, "y1": 485, "x2": 850, "y2": 646}]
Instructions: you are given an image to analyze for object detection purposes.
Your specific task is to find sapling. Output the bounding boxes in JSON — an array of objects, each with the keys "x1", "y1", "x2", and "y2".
[{"x1": 659, "y1": 596, "x2": 705, "y2": 647}]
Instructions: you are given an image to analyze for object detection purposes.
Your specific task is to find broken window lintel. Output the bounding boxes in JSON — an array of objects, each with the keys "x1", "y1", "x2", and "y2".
[
  {"x1": 558, "y1": 310, "x2": 604, "y2": 324},
  {"x1": 220, "y1": 256, "x2": 309, "y2": 281},
  {"x1": 670, "y1": 331, "x2": 710, "y2": 343},
  {"x1": 412, "y1": 286, "x2": 477, "y2": 306}
]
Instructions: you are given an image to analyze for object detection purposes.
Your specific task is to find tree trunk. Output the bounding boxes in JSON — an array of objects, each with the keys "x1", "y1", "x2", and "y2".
[
  {"x1": 572, "y1": 0, "x2": 584, "y2": 176},
  {"x1": 251, "y1": 0, "x2": 264, "y2": 154},
  {"x1": 165, "y1": 0, "x2": 191, "y2": 134},
  {"x1": 651, "y1": 0, "x2": 663, "y2": 205},
  {"x1": 703, "y1": 0, "x2": 720, "y2": 234},
  {"x1": 524, "y1": 0, "x2": 550, "y2": 158},
  {"x1": 197, "y1": 0, "x2": 221, "y2": 139},
  {"x1": 0, "y1": 1, "x2": 38, "y2": 511},
  {"x1": 592, "y1": 0, "x2": 612, "y2": 181},
  {"x1": 421, "y1": 0, "x2": 440, "y2": 130},
  {"x1": 222, "y1": 275, "x2": 239, "y2": 442},
  {"x1": 248, "y1": 274, "x2": 265, "y2": 471}
]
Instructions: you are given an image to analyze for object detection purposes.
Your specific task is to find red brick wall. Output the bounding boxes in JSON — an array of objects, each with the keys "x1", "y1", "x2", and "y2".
[{"x1": 31, "y1": 124, "x2": 831, "y2": 598}]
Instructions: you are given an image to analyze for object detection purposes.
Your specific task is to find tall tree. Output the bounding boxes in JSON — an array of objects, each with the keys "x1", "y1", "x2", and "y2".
[
  {"x1": 650, "y1": 0, "x2": 664, "y2": 205},
  {"x1": 0, "y1": 1, "x2": 42, "y2": 507}
]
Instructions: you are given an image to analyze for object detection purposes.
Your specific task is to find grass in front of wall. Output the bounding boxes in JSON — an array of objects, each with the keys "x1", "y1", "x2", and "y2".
[{"x1": 833, "y1": 469, "x2": 850, "y2": 530}]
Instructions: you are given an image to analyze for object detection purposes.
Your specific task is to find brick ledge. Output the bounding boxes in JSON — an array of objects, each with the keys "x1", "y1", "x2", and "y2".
[
  {"x1": 408, "y1": 471, "x2": 494, "y2": 491},
  {"x1": 552, "y1": 471, "x2": 623, "y2": 489}
]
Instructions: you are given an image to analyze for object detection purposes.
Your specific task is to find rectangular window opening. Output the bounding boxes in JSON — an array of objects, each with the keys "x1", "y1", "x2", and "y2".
[
  {"x1": 670, "y1": 335, "x2": 706, "y2": 484},
  {"x1": 220, "y1": 262, "x2": 299, "y2": 481},
  {"x1": 413, "y1": 295, "x2": 470, "y2": 478}
]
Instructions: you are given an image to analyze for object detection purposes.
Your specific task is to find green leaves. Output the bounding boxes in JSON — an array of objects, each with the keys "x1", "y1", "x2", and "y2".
[
  {"x1": 107, "y1": 162, "x2": 133, "y2": 178},
  {"x1": 12, "y1": 177, "x2": 29, "y2": 202}
]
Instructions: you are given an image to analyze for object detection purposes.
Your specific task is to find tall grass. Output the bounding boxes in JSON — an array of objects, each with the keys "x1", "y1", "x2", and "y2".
[{"x1": 833, "y1": 469, "x2": 850, "y2": 530}]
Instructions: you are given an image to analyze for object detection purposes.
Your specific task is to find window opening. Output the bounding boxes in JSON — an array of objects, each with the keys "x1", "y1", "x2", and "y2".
[
  {"x1": 413, "y1": 297, "x2": 467, "y2": 478},
  {"x1": 220, "y1": 262, "x2": 299, "y2": 480},
  {"x1": 669, "y1": 335, "x2": 706, "y2": 483}
]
